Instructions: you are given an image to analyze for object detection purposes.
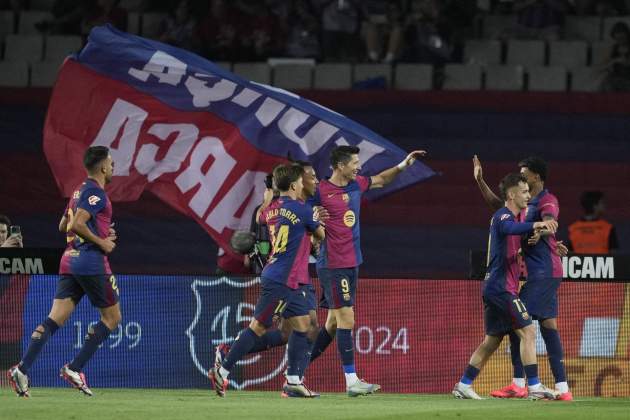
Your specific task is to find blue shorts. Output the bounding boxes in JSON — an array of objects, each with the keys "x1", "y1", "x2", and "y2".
[
  {"x1": 283, "y1": 283, "x2": 317, "y2": 318},
  {"x1": 519, "y1": 277, "x2": 561, "y2": 320},
  {"x1": 483, "y1": 293, "x2": 532, "y2": 337},
  {"x1": 301, "y1": 283, "x2": 317, "y2": 312},
  {"x1": 317, "y1": 267, "x2": 358, "y2": 309},
  {"x1": 55, "y1": 274, "x2": 120, "y2": 308},
  {"x1": 254, "y1": 279, "x2": 309, "y2": 328}
]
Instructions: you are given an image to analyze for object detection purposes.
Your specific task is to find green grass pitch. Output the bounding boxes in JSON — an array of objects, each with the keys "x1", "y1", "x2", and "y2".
[{"x1": 2, "y1": 388, "x2": 629, "y2": 420}]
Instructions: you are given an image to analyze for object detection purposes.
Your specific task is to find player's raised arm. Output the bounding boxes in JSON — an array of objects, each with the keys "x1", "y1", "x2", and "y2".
[
  {"x1": 370, "y1": 150, "x2": 427, "y2": 189},
  {"x1": 255, "y1": 187, "x2": 275, "y2": 225},
  {"x1": 71, "y1": 208, "x2": 115, "y2": 254},
  {"x1": 473, "y1": 155, "x2": 503, "y2": 211},
  {"x1": 58, "y1": 213, "x2": 68, "y2": 233}
]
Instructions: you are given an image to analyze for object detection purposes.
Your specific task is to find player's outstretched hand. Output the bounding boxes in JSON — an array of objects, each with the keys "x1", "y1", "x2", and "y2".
[
  {"x1": 313, "y1": 206, "x2": 329, "y2": 226},
  {"x1": 473, "y1": 155, "x2": 483, "y2": 182},
  {"x1": 527, "y1": 230, "x2": 541, "y2": 246},
  {"x1": 108, "y1": 223, "x2": 117, "y2": 241},
  {"x1": 556, "y1": 240, "x2": 568, "y2": 257},
  {"x1": 534, "y1": 220, "x2": 558, "y2": 234},
  {"x1": 100, "y1": 238, "x2": 116, "y2": 254}
]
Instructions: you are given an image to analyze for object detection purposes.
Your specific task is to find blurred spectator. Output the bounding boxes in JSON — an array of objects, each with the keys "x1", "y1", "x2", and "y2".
[
  {"x1": 600, "y1": 21, "x2": 630, "y2": 91},
  {"x1": 315, "y1": 0, "x2": 363, "y2": 62},
  {"x1": 237, "y1": 0, "x2": 284, "y2": 61},
  {"x1": 215, "y1": 247, "x2": 250, "y2": 276},
  {"x1": 568, "y1": 191, "x2": 619, "y2": 254},
  {"x1": 508, "y1": 0, "x2": 572, "y2": 41},
  {"x1": 285, "y1": 0, "x2": 321, "y2": 58},
  {"x1": 157, "y1": 0, "x2": 196, "y2": 50},
  {"x1": 0, "y1": 215, "x2": 23, "y2": 248},
  {"x1": 362, "y1": 0, "x2": 404, "y2": 63},
  {"x1": 81, "y1": 0, "x2": 128, "y2": 36},
  {"x1": 400, "y1": 0, "x2": 453, "y2": 64},
  {"x1": 35, "y1": 0, "x2": 86, "y2": 35},
  {"x1": 194, "y1": 0, "x2": 242, "y2": 61}
]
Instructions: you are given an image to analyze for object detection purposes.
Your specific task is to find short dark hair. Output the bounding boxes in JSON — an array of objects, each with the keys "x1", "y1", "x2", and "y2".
[
  {"x1": 83, "y1": 146, "x2": 110, "y2": 172},
  {"x1": 499, "y1": 173, "x2": 528, "y2": 200},
  {"x1": 518, "y1": 156, "x2": 548, "y2": 181},
  {"x1": 292, "y1": 159, "x2": 313, "y2": 169},
  {"x1": 580, "y1": 190, "x2": 604, "y2": 214},
  {"x1": 330, "y1": 145, "x2": 359, "y2": 170},
  {"x1": 0, "y1": 214, "x2": 10, "y2": 228},
  {"x1": 273, "y1": 164, "x2": 303, "y2": 192}
]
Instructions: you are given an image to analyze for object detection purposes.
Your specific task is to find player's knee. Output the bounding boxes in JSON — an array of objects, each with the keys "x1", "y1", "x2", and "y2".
[
  {"x1": 31, "y1": 326, "x2": 46, "y2": 339},
  {"x1": 102, "y1": 311, "x2": 122, "y2": 329}
]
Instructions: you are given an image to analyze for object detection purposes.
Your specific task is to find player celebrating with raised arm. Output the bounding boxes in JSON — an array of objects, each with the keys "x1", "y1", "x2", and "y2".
[
  {"x1": 308, "y1": 145, "x2": 426, "y2": 397},
  {"x1": 210, "y1": 164, "x2": 325, "y2": 398},
  {"x1": 8, "y1": 146, "x2": 120, "y2": 397},
  {"x1": 453, "y1": 173, "x2": 559, "y2": 400},
  {"x1": 473, "y1": 155, "x2": 572, "y2": 400}
]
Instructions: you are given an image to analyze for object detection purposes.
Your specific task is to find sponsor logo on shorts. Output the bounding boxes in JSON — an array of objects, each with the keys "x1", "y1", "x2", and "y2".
[
  {"x1": 522, "y1": 312, "x2": 530, "y2": 320},
  {"x1": 343, "y1": 293, "x2": 351, "y2": 301}
]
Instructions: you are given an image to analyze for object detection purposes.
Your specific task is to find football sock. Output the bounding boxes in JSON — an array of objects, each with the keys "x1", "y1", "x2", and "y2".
[
  {"x1": 540, "y1": 326, "x2": 568, "y2": 384},
  {"x1": 247, "y1": 330, "x2": 285, "y2": 354},
  {"x1": 19, "y1": 317, "x2": 59, "y2": 374},
  {"x1": 460, "y1": 364, "x2": 480, "y2": 385},
  {"x1": 222, "y1": 328, "x2": 258, "y2": 373},
  {"x1": 509, "y1": 331, "x2": 525, "y2": 379},
  {"x1": 524, "y1": 364, "x2": 540, "y2": 387},
  {"x1": 310, "y1": 327, "x2": 333, "y2": 362},
  {"x1": 287, "y1": 331, "x2": 309, "y2": 380},
  {"x1": 69, "y1": 321, "x2": 111, "y2": 372}
]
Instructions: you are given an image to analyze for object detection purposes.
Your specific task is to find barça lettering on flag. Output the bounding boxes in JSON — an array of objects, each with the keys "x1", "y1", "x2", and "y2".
[{"x1": 44, "y1": 24, "x2": 436, "y2": 250}]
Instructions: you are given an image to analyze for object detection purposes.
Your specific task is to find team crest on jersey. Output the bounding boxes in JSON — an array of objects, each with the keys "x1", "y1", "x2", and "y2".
[
  {"x1": 342, "y1": 193, "x2": 349, "y2": 203},
  {"x1": 343, "y1": 210, "x2": 356, "y2": 227},
  {"x1": 72, "y1": 191, "x2": 80, "y2": 199},
  {"x1": 88, "y1": 195, "x2": 101, "y2": 206},
  {"x1": 186, "y1": 278, "x2": 287, "y2": 390},
  {"x1": 500, "y1": 214, "x2": 510, "y2": 221}
]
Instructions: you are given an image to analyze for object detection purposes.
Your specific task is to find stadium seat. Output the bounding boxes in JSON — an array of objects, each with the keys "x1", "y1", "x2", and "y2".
[
  {"x1": 273, "y1": 64, "x2": 313, "y2": 90},
  {"x1": 549, "y1": 41, "x2": 588, "y2": 68},
  {"x1": 603, "y1": 16, "x2": 630, "y2": 41},
  {"x1": 507, "y1": 40, "x2": 545, "y2": 66},
  {"x1": 44, "y1": 35, "x2": 82, "y2": 62},
  {"x1": 443, "y1": 64, "x2": 482, "y2": 90},
  {"x1": 141, "y1": 12, "x2": 167, "y2": 38},
  {"x1": 590, "y1": 41, "x2": 613, "y2": 66},
  {"x1": 0, "y1": 61, "x2": 28, "y2": 87},
  {"x1": 233, "y1": 62, "x2": 271, "y2": 84},
  {"x1": 571, "y1": 67, "x2": 603, "y2": 92},
  {"x1": 18, "y1": 11, "x2": 53, "y2": 34},
  {"x1": 29, "y1": 0, "x2": 55, "y2": 10},
  {"x1": 313, "y1": 63, "x2": 352, "y2": 89},
  {"x1": 564, "y1": 16, "x2": 602, "y2": 41},
  {"x1": 31, "y1": 60, "x2": 62, "y2": 87},
  {"x1": 463, "y1": 40, "x2": 502, "y2": 65},
  {"x1": 128, "y1": 12, "x2": 141, "y2": 35},
  {"x1": 0, "y1": 11, "x2": 15, "y2": 47},
  {"x1": 482, "y1": 15, "x2": 517, "y2": 39},
  {"x1": 4, "y1": 34, "x2": 44, "y2": 63},
  {"x1": 485, "y1": 65, "x2": 524, "y2": 91},
  {"x1": 354, "y1": 63, "x2": 392, "y2": 88},
  {"x1": 394, "y1": 64, "x2": 433, "y2": 90},
  {"x1": 527, "y1": 66, "x2": 567, "y2": 92}
]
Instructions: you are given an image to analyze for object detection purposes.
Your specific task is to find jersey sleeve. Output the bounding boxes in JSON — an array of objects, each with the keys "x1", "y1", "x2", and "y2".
[
  {"x1": 302, "y1": 205, "x2": 320, "y2": 233},
  {"x1": 498, "y1": 213, "x2": 535, "y2": 235},
  {"x1": 356, "y1": 175, "x2": 372, "y2": 193},
  {"x1": 310, "y1": 186, "x2": 322, "y2": 206},
  {"x1": 539, "y1": 194, "x2": 559, "y2": 220},
  {"x1": 77, "y1": 188, "x2": 107, "y2": 218}
]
